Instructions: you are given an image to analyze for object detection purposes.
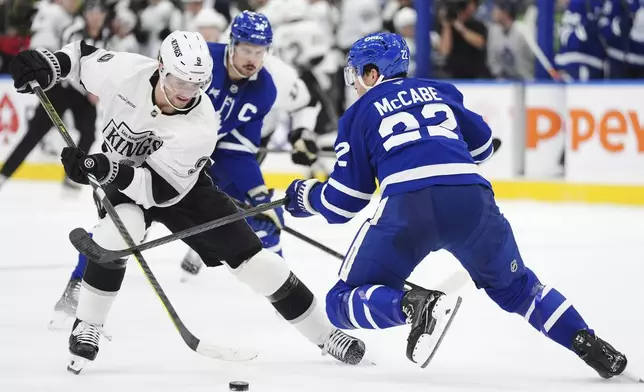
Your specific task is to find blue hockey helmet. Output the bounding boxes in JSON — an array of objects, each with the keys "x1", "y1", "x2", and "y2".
[
  {"x1": 344, "y1": 32, "x2": 410, "y2": 87},
  {"x1": 230, "y1": 10, "x2": 273, "y2": 47}
]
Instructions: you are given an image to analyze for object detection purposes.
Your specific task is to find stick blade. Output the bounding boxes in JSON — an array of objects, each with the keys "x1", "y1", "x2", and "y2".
[
  {"x1": 195, "y1": 341, "x2": 258, "y2": 362},
  {"x1": 69, "y1": 228, "x2": 110, "y2": 261}
]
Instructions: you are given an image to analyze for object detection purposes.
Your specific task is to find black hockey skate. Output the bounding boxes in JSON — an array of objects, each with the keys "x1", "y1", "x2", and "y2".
[
  {"x1": 402, "y1": 287, "x2": 462, "y2": 368},
  {"x1": 68, "y1": 318, "x2": 106, "y2": 375},
  {"x1": 319, "y1": 329, "x2": 366, "y2": 365},
  {"x1": 48, "y1": 277, "x2": 81, "y2": 330},
  {"x1": 180, "y1": 250, "x2": 203, "y2": 282},
  {"x1": 572, "y1": 329, "x2": 628, "y2": 379}
]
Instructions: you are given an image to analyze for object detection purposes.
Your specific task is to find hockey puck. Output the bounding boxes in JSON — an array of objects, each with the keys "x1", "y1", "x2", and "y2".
[{"x1": 229, "y1": 381, "x2": 249, "y2": 391}]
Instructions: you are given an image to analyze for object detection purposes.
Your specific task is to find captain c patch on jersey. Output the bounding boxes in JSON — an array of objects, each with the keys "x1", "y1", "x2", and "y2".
[{"x1": 103, "y1": 120, "x2": 164, "y2": 160}]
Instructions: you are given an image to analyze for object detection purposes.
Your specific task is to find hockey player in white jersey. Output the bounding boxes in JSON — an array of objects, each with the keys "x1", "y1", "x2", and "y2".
[
  {"x1": 9, "y1": 30, "x2": 365, "y2": 373},
  {"x1": 257, "y1": 0, "x2": 339, "y2": 172},
  {"x1": 258, "y1": 51, "x2": 321, "y2": 168}
]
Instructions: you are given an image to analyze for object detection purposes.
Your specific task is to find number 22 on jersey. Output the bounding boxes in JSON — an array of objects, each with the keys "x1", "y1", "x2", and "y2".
[{"x1": 378, "y1": 103, "x2": 458, "y2": 152}]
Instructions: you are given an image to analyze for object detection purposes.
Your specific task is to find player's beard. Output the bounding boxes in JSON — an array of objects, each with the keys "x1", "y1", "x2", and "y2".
[{"x1": 240, "y1": 63, "x2": 257, "y2": 77}]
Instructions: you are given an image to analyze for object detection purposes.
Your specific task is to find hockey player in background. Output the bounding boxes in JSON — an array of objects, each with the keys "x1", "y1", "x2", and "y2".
[
  {"x1": 255, "y1": 0, "x2": 339, "y2": 173},
  {"x1": 599, "y1": 0, "x2": 644, "y2": 78},
  {"x1": 556, "y1": 0, "x2": 607, "y2": 80},
  {"x1": 284, "y1": 32, "x2": 630, "y2": 379},
  {"x1": 180, "y1": 11, "x2": 320, "y2": 276},
  {"x1": 0, "y1": 0, "x2": 105, "y2": 193}
]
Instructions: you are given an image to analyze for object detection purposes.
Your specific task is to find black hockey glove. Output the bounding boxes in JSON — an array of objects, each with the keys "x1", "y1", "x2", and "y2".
[
  {"x1": 9, "y1": 48, "x2": 61, "y2": 93},
  {"x1": 288, "y1": 128, "x2": 318, "y2": 166},
  {"x1": 61, "y1": 147, "x2": 120, "y2": 186}
]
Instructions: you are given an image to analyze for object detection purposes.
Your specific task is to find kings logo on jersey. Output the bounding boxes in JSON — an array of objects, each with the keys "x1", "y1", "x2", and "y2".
[{"x1": 103, "y1": 120, "x2": 164, "y2": 164}]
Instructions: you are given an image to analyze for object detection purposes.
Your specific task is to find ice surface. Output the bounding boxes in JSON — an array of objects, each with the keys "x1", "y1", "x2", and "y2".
[{"x1": 1, "y1": 181, "x2": 643, "y2": 392}]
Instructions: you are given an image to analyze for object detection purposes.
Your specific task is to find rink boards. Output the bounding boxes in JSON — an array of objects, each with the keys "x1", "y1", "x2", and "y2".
[{"x1": 1, "y1": 77, "x2": 644, "y2": 205}]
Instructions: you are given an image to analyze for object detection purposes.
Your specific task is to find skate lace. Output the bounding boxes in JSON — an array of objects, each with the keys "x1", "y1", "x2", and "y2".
[
  {"x1": 322, "y1": 330, "x2": 354, "y2": 359},
  {"x1": 70, "y1": 280, "x2": 81, "y2": 299},
  {"x1": 74, "y1": 322, "x2": 110, "y2": 346}
]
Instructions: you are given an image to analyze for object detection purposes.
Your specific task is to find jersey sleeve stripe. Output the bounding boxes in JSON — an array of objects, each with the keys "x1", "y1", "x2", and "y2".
[
  {"x1": 231, "y1": 129, "x2": 259, "y2": 153},
  {"x1": 379, "y1": 163, "x2": 480, "y2": 195},
  {"x1": 217, "y1": 142, "x2": 256, "y2": 154},
  {"x1": 473, "y1": 145, "x2": 494, "y2": 163},
  {"x1": 141, "y1": 161, "x2": 181, "y2": 204},
  {"x1": 554, "y1": 52, "x2": 605, "y2": 69},
  {"x1": 469, "y1": 135, "x2": 492, "y2": 158},
  {"x1": 321, "y1": 184, "x2": 359, "y2": 219},
  {"x1": 328, "y1": 178, "x2": 373, "y2": 200}
]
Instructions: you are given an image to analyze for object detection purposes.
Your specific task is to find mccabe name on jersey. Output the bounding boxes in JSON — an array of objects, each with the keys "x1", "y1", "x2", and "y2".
[{"x1": 308, "y1": 78, "x2": 495, "y2": 223}]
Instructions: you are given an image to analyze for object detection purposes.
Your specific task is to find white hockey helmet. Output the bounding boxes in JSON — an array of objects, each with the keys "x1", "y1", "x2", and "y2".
[
  {"x1": 158, "y1": 31, "x2": 213, "y2": 100},
  {"x1": 260, "y1": 0, "x2": 309, "y2": 27},
  {"x1": 193, "y1": 8, "x2": 228, "y2": 31}
]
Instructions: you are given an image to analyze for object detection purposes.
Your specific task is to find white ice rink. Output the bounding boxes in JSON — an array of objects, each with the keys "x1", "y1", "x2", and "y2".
[{"x1": 1, "y1": 181, "x2": 643, "y2": 392}]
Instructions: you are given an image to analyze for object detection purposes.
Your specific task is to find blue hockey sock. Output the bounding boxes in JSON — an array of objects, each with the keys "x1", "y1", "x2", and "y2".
[
  {"x1": 70, "y1": 233, "x2": 91, "y2": 280},
  {"x1": 326, "y1": 280, "x2": 408, "y2": 329},
  {"x1": 486, "y1": 268, "x2": 590, "y2": 351},
  {"x1": 522, "y1": 285, "x2": 590, "y2": 350}
]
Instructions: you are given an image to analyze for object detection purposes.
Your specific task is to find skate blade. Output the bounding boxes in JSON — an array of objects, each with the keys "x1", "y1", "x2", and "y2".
[
  {"x1": 48, "y1": 310, "x2": 75, "y2": 331},
  {"x1": 620, "y1": 369, "x2": 644, "y2": 383},
  {"x1": 412, "y1": 295, "x2": 463, "y2": 369},
  {"x1": 67, "y1": 355, "x2": 89, "y2": 375}
]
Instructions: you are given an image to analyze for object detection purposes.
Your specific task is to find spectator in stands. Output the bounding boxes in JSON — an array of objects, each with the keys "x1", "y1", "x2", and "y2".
[
  {"x1": 108, "y1": 7, "x2": 141, "y2": 53},
  {"x1": 192, "y1": 7, "x2": 228, "y2": 41},
  {"x1": 336, "y1": 0, "x2": 383, "y2": 111},
  {"x1": 182, "y1": 0, "x2": 205, "y2": 32},
  {"x1": 139, "y1": 0, "x2": 182, "y2": 58},
  {"x1": 438, "y1": 0, "x2": 489, "y2": 79},
  {"x1": 382, "y1": 0, "x2": 413, "y2": 32},
  {"x1": 0, "y1": 23, "x2": 30, "y2": 74},
  {"x1": 393, "y1": 7, "x2": 417, "y2": 76},
  {"x1": 487, "y1": 0, "x2": 534, "y2": 80}
]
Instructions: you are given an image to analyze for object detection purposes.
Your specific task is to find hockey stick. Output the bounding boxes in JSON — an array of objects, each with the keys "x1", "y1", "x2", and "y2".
[
  {"x1": 282, "y1": 225, "x2": 435, "y2": 291},
  {"x1": 29, "y1": 81, "x2": 256, "y2": 362},
  {"x1": 258, "y1": 147, "x2": 338, "y2": 158},
  {"x1": 227, "y1": 198, "x2": 455, "y2": 292},
  {"x1": 69, "y1": 198, "x2": 288, "y2": 263},
  {"x1": 260, "y1": 138, "x2": 502, "y2": 160},
  {"x1": 514, "y1": 23, "x2": 574, "y2": 82}
]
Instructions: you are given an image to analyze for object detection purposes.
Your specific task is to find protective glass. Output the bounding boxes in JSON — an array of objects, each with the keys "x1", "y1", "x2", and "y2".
[
  {"x1": 232, "y1": 42, "x2": 270, "y2": 61},
  {"x1": 163, "y1": 73, "x2": 205, "y2": 98},
  {"x1": 344, "y1": 66, "x2": 358, "y2": 87}
]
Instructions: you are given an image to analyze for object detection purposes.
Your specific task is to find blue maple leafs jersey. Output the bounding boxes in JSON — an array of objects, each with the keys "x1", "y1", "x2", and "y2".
[
  {"x1": 205, "y1": 42, "x2": 277, "y2": 201},
  {"x1": 308, "y1": 78, "x2": 493, "y2": 224},
  {"x1": 556, "y1": 0, "x2": 606, "y2": 73},
  {"x1": 600, "y1": 0, "x2": 644, "y2": 65}
]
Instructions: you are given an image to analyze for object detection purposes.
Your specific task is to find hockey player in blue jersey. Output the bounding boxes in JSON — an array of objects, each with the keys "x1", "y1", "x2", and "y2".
[
  {"x1": 556, "y1": 0, "x2": 607, "y2": 80},
  {"x1": 178, "y1": 10, "x2": 286, "y2": 276},
  {"x1": 599, "y1": 0, "x2": 644, "y2": 78},
  {"x1": 284, "y1": 32, "x2": 630, "y2": 378}
]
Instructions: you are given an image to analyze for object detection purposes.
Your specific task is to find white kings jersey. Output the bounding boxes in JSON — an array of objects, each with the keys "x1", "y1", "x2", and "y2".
[
  {"x1": 57, "y1": 41, "x2": 220, "y2": 208},
  {"x1": 271, "y1": 19, "x2": 332, "y2": 70},
  {"x1": 261, "y1": 55, "x2": 316, "y2": 137}
]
